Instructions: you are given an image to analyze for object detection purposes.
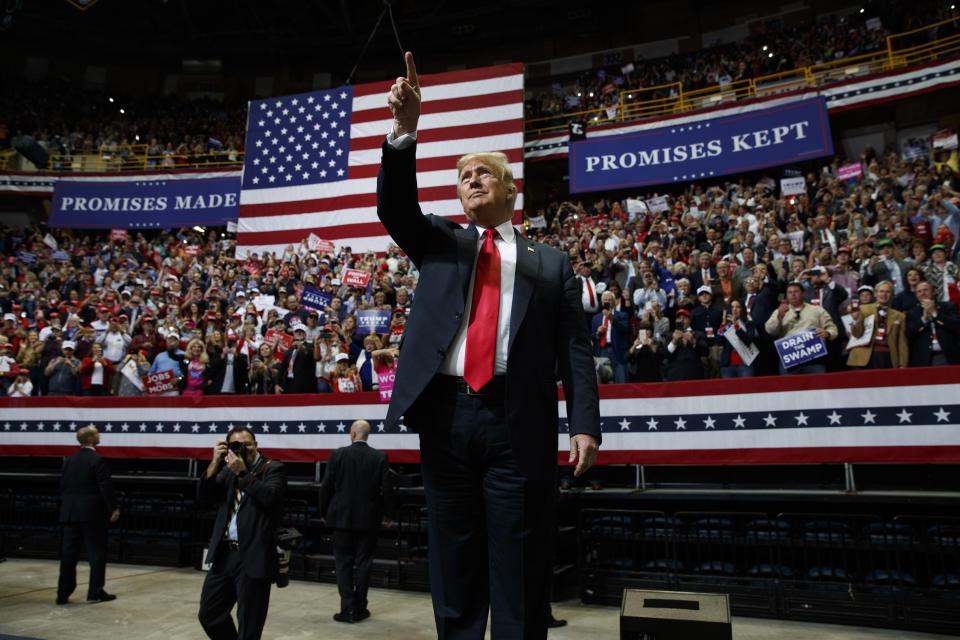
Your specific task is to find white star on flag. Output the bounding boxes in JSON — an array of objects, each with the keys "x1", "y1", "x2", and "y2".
[
  {"x1": 619, "y1": 419, "x2": 631, "y2": 431},
  {"x1": 794, "y1": 412, "x2": 809, "y2": 426},
  {"x1": 674, "y1": 417, "x2": 687, "y2": 430},
  {"x1": 933, "y1": 407, "x2": 951, "y2": 423},
  {"x1": 703, "y1": 416, "x2": 716, "y2": 430},
  {"x1": 646, "y1": 418, "x2": 659, "y2": 431},
  {"x1": 861, "y1": 410, "x2": 876, "y2": 424},
  {"x1": 732, "y1": 415, "x2": 746, "y2": 428},
  {"x1": 896, "y1": 409, "x2": 912, "y2": 424},
  {"x1": 827, "y1": 411, "x2": 842, "y2": 425},
  {"x1": 763, "y1": 413, "x2": 778, "y2": 427}
]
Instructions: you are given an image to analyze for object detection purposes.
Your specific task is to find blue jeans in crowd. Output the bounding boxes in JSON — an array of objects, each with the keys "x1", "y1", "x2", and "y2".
[{"x1": 720, "y1": 364, "x2": 754, "y2": 378}]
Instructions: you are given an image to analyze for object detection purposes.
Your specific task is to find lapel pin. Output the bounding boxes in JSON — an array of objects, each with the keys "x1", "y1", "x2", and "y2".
[{"x1": 527, "y1": 246, "x2": 535, "y2": 252}]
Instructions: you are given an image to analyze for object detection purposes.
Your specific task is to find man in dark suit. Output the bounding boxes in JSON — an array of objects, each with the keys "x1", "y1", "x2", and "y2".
[
  {"x1": 689, "y1": 251, "x2": 717, "y2": 292},
  {"x1": 906, "y1": 280, "x2": 960, "y2": 366},
  {"x1": 742, "y1": 271, "x2": 779, "y2": 376},
  {"x1": 591, "y1": 290, "x2": 630, "y2": 383},
  {"x1": 197, "y1": 425, "x2": 287, "y2": 640},
  {"x1": 277, "y1": 327, "x2": 315, "y2": 394},
  {"x1": 379, "y1": 52, "x2": 600, "y2": 640},
  {"x1": 663, "y1": 310, "x2": 708, "y2": 381},
  {"x1": 802, "y1": 266, "x2": 848, "y2": 371},
  {"x1": 319, "y1": 420, "x2": 391, "y2": 623},
  {"x1": 206, "y1": 337, "x2": 249, "y2": 395},
  {"x1": 56, "y1": 425, "x2": 119, "y2": 605}
]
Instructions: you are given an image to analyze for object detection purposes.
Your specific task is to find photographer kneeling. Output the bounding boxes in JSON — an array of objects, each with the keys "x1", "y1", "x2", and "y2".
[{"x1": 198, "y1": 425, "x2": 287, "y2": 640}]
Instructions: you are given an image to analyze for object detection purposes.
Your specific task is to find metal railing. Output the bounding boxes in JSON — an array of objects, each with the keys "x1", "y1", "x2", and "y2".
[{"x1": 525, "y1": 15, "x2": 960, "y2": 136}]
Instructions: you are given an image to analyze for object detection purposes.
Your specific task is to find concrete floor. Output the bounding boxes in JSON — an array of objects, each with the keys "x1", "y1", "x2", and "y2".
[{"x1": 0, "y1": 558, "x2": 954, "y2": 639}]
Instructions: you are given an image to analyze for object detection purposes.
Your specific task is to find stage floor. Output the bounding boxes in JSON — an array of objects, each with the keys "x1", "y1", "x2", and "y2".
[{"x1": 0, "y1": 558, "x2": 953, "y2": 639}]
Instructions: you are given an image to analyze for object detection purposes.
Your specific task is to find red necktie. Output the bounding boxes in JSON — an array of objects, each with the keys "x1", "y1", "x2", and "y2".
[
  {"x1": 464, "y1": 229, "x2": 501, "y2": 391},
  {"x1": 600, "y1": 317, "x2": 609, "y2": 347},
  {"x1": 585, "y1": 278, "x2": 595, "y2": 307}
]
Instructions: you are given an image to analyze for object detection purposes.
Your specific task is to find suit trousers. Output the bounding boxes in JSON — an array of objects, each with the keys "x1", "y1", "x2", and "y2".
[
  {"x1": 332, "y1": 529, "x2": 378, "y2": 615},
  {"x1": 419, "y1": 389, "x2": 554, "y2": 640},
  {"x1": 57, "y1": 520, "x2": 108, "y2": 599},
  {"x1": 198, "y1": 543, "x2": 273, "y2": 640}
]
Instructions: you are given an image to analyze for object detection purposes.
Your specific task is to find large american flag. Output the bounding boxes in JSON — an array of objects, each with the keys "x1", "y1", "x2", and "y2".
[{"x1": 235, "y1": 63, "x2": 525, "y2": 258}]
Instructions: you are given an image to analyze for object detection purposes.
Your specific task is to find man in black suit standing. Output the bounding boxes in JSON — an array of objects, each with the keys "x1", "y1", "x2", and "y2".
[
  {"x1": 206, "y1": 337, "x2": 249, "y2": 395},
  {"x1": 379, "y1": 52, "x2": 600, "y2": 640},
  {"x1": 320, "y1": 419, "x2": 391, "y2": 624},
  {"x1": 906, "y1": 280, "x2": 960, "y2": 366},
  {"x1": 56, "y1": 425, "x2": 119, "y2": 605},
  {"x1": 197, "y1": 425, "x2": 287, "y2": 640},
  {"x1": 277, "y1": 327, "x2": 315, "y2": 394}
]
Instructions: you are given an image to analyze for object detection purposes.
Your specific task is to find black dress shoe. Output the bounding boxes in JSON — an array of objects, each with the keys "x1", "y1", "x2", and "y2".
[
  {"x1": 56, "y1": 597, "x2": 69, "y2": 605},
  {"x1": 353, "y1": 608, "x2": 371, "y2": 622},
  {"x1": 333, "y1": 611, "x2": 354, "y2": 623},
  {"x1": 547, "y1": 616, "x2": 568, "y2": 628},
  {"x1": 86, "y1": 591, "x2": 116, "y2": 603}
]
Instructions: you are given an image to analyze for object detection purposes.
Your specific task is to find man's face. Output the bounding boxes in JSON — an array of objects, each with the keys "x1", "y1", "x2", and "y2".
[
  {"x1": 698, "y1": 253, "x2": 711, "y2": 269},
  {"x1": 786, "y1": 285, "x2": 804, "y2": 307},
  {"x1": 881, "y1": 245, "x2": 894, "y2": 259},
  {"x1": 698, "y1": 292, "x2": 712, "y2": 306},
  {"x1": 744, "y1": 277, "x2": 758, "y2": 293},
  {"x1": 916, "y1": 282, "x2": 934, "y2": 301},
  {"x1": 458, "y1": 159, "x2": 514, "y2": 228},
  {"x1": 716, "y1": 262, "x2": 729, "y2": 277},
  {"x1": 228, "y1": 430, "x2": 257, "y2": 464},
  {"x1": 167, "y1": 335, "x2": 180, "y2": 350},
  {"x1": 876, "y1": 285, "x2": 893, "y2": 306}
]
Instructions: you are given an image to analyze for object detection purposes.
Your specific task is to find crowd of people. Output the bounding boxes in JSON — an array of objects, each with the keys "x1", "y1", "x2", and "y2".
[
  {"x1": 526, "y1": 1, "x2": 959, "y2": 126},
  {"x1": 524, "y1": 141, "x2": 959, "y2": 381},
  {"x1": 1, "y1": 137, "x2": 957, "y2": 395}
]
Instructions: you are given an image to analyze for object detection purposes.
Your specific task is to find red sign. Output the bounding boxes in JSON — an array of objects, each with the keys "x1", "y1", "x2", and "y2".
[
  {"x1": 264, "y1": 328, "x2": 293, "y2": 352},
  {"x1": 184, "y1": 245, "x2": 200, "y2": 256},
  {"x1": 111, "y1": 229, "x2": 128, "y2": 241},
  {"x1": 243, "y1": 261, "x2": 264, "y2": 275},
  {"x1": 343, "y1": 269, "x2": 370, "y2": 288},
  {"x1": 309, "y1": 234, "x2": 336, "y2": 255},
  {"x1": 142, "y1": 369, "x2": 177, "y2": 395}
]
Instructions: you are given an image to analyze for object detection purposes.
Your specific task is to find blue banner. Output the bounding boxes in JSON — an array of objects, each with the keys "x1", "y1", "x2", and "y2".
[
  {"x1": 300, "y1": 286, "x2": 332, "y2": 312},
  {"x1": 16, "y1": 251, "x2": 37, "y2": 264},
  {"x1": 51, "y1": 250, "x2": 71, "y2": 262},
  {"x1": 356, "y1": 309, "x2": 390, "y2": 333},
  {"x1": 569, "y1": 97, "x2": 833, "y2": 193},
  {"x1": 49, "y1": 176, "x2": 241, "y2": 229},
  {"x1": 774, "y1": 330, "x2": 827, "y2": 369}
]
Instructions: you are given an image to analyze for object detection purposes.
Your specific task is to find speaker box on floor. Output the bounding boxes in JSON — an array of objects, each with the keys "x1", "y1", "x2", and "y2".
[{"x1": 620, "y1": 589, "x2": 732, "y2": 640}]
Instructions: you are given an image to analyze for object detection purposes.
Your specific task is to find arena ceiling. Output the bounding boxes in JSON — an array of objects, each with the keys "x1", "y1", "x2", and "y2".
[{"x1": 2, "y1": 0, "x2": 860, "y2": 79}]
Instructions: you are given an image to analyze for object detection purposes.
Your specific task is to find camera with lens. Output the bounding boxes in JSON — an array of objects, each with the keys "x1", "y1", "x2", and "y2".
[
  {"x1": 227, "y1": 440, "x2": 247, "y2": 457},
  {"x1": 602, "y1": 302, "x2": 612, "y2": 310}
]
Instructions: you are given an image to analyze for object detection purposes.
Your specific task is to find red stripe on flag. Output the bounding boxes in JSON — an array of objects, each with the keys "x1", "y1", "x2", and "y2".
[
  {"x1": 350, "y1": 90, "x2": 525, "y2": 124},
  {"x1": 347, "y1": 149, "x2": 525, "y2": 180},
  {"x1": 350, "y1": 63, "x2": 524, "y2": 97},
  {"x1": 349, "y1": 118, "x2": 524, "y2": 151}
]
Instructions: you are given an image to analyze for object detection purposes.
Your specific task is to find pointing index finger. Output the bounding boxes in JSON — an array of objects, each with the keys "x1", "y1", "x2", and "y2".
[{"x1": 405, "y1": 51, "x2": 419, "y2": 87}]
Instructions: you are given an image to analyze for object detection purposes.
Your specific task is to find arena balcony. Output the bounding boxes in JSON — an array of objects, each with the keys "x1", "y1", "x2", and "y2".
[{"x1": 525, "y1": 15, "x2": 960, "y2": 136}]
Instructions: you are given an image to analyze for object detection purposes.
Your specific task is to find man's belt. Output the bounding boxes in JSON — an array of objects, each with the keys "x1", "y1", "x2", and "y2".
[
  {"x1": 433, "y1": 374, "x2": 506, "y2": 398},
  {"x1": 225, "y1": 540, "x2": 240, "y2": 551}
]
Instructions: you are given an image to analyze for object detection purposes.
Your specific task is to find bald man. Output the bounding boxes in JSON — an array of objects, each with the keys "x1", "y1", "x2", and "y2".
[
  {"x1": 56, "y1": 425, "x2": 120, "y2": 605},
  {"x1": 319, "y1": 420, "x2": 391, "y2": 623}
]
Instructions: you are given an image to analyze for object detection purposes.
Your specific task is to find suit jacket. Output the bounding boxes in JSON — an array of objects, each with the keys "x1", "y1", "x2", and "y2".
[
  {"x1": 847, "y1": 304, "x2": 908, "y2": 368},
  {"x1": 206, "y1": 350, "x2": 249, "y2": 395},
  {"x1": 278, "y1": 345, "x2": 316, "y2": 394},
  {"x1": 663, "y1": 331, "x2": 708, "y2": 381},
  {"x1": 376, "y1": 140, "x2": 601, "y2": 479},
  {"x1": 803, "y1": 282, "x2": 849, "y2": 339},
  {"x1": 591, "y1": 309, "x2": 630, "y2": 363},
  {"x1": 906, "y1": 301, "x2": 960, "y2": 366},
  {"x1": 742, "y1": 288, "x2": 777, "y2": 338},
  {"x1": 319, "y1": 441, "x2": 390, "y2": 530},
  {"x1": 60, "y1": 447, "x2": 116, "y2": 523},
  {"x1": 199, "y1": 455, "x2": 287, "y2": 579},
  {"x1": 689, "y1": 268, "x2": 717, "y2": 293}
]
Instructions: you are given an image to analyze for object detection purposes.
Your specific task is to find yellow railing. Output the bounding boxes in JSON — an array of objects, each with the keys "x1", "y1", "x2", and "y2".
[
  {"x1": 525, "y1": 15, "x2": 960, "y2": 136},
  {"x1": 47, "y1": 150, "x2": 244, "y2": 172}
]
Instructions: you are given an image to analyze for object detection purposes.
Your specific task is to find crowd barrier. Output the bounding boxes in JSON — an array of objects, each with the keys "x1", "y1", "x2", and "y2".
[{"x1": 1, "y1": 367, "x2": 958, "y2": 465}]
